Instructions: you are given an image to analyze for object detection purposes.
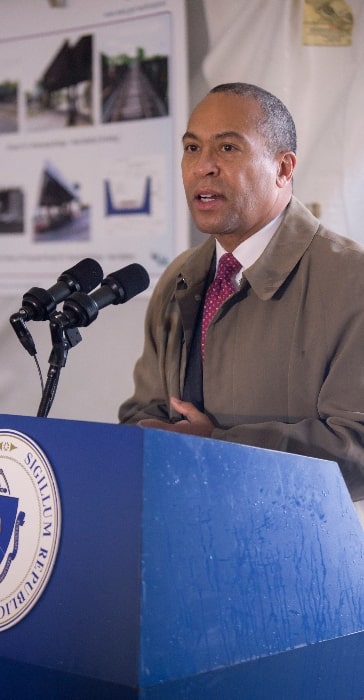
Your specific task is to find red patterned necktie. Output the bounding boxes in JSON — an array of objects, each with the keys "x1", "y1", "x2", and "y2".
[{"x1": 201, "y1": 252, "x2": 242, "y2": 360}]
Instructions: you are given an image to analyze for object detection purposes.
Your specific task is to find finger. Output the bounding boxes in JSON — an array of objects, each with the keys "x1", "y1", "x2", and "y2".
[
  {"x1": 170, "y1": 396, "x2": 198, "y2": 419},
  {"x1": 138, "y1": 418, "x2": 169, "y2": 429}
]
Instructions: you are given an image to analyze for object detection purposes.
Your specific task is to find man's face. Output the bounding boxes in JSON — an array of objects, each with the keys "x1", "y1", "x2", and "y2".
[{"x1": 181, "y1": 92, "x2": 287, "y2": 248}]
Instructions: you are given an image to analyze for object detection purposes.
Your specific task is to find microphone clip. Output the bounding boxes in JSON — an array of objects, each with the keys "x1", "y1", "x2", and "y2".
[
  {"x1": 48, "y1": 316, "x2": 83, "y2": 369},
  {"x1": 9, "y1": 312, "x2": 37, "y2": 357}
]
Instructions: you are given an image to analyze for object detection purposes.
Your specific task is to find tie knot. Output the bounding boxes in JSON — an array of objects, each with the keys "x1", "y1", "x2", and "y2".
[{"x1": 215, "y1": 253, "x2": 242, "y2": 282}]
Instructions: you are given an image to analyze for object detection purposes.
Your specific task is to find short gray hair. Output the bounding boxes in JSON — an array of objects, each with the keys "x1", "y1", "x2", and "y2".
[{"x1": 210, "y1": 82, "x2": 297, "y2": 155}]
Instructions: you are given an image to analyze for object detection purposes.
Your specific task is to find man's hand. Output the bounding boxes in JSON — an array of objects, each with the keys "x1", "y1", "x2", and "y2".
[{"x1": 138, "y1": 397, "x2": 214, "y2": 438}]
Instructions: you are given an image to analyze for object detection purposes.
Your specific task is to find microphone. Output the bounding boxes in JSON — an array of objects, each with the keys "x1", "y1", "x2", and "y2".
[
  {"x1": 11, "y1": 258, "x2": 104, "y2": 323},
  {"x1": 53, "y1": 263, "x2": 150, "y2": 328}
]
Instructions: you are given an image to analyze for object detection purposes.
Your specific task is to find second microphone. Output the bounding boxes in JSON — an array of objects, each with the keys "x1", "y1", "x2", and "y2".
[{"x1": 51, "y1": 263, "x2": 150, "y2": 328}]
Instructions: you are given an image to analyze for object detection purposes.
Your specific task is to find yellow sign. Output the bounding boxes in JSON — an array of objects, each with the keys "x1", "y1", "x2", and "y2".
[{"x1": 303, "y1": 0, "x2": 354, "y2": 46}]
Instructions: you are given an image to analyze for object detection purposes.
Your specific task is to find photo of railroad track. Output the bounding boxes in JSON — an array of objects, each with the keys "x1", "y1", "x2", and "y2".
[{"x1": 100, "y1": 14, "x2": 170, "y2": 123}]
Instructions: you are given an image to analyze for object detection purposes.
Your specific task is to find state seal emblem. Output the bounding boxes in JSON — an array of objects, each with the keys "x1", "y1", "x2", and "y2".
[{"x1": 0, "y1": 429, "x2": 61, "y2": 631}]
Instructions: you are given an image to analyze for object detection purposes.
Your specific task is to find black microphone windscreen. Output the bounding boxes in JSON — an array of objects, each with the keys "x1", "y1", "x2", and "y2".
[
  {"x1": 105, "y1": 263, "x2": 150, "y2": 302},
  {"x1": 58, "y1": 258, "x2": 103, "y2": 294}
]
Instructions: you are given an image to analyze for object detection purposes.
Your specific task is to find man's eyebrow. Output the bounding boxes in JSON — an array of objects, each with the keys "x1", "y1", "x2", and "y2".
[
  {"x1": 182, "y1": 130, "x2": 197, "y2": 142},
  {"x1": 216, "y1": 131, "x2": 245, "y2": 140},
  {"x1": 182, "y1": 130, "x2": 246, "y2": 143}
]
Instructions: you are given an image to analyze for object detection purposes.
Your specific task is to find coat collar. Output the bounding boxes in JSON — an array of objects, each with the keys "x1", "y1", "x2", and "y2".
[
  {"x1": 243, "y1": 196, "x2": 320, "y2": 300},
  {"x1": 176, "y1": 197, "x2": 320, "y2": 301}
]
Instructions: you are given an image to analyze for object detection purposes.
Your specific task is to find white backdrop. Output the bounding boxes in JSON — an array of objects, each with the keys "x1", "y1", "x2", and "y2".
[{"x1": 201, "y1": 0, "x2": 364, "y2": 244}]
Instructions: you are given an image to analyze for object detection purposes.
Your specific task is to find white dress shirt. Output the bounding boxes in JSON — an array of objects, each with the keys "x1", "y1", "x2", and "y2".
[{"x1": 215, "y1": 211, "x2": 285, "y2": 288}]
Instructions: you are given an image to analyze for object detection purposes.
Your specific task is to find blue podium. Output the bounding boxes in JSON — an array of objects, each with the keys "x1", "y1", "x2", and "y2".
[{"x1": 0, "y1": 413, "x2": 363, "y2": 699}]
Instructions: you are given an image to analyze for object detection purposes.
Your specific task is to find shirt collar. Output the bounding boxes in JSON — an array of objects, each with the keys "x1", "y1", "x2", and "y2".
[{"x1": 215, "y1": 211, "x2": 285, "y2": 273}]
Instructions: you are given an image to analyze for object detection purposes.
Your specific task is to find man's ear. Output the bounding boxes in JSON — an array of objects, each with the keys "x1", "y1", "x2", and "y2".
[{"x1": 276, "y1": 152, "x2": 296, "y2": 187}]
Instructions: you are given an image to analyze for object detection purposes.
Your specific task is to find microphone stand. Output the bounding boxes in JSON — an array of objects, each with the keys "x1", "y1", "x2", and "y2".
[{"x1": 37, "y1": 317, "x2": 82, "y2": 418}]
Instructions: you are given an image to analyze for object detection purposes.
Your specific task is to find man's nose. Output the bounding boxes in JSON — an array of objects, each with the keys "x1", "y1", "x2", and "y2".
[{"x1": 194, "y1": 147, "x2": 219, "y2": 177}]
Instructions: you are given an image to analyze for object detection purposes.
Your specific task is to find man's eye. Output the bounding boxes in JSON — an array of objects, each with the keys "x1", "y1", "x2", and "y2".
[
  {"x1": 184, "y1": 144, "x2": 198, "y2": 152},
  {"x1": 221, "y1": 144, "x2": 234, "y2": 152}
]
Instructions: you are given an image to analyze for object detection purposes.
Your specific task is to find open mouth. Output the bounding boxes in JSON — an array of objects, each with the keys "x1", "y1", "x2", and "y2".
[{"x1": 196, "y1": 193, "x2": 220, "y2": 202}]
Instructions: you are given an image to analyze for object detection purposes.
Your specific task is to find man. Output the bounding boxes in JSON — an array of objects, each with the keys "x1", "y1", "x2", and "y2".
[{"x1": 119, "y1": 83, "x2": 364, "y2": 502}]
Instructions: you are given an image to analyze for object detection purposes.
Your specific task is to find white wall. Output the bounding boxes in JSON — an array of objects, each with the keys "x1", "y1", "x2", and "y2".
[{"x1": 200, "y1": 0, "x2": 364, "y2": 246}]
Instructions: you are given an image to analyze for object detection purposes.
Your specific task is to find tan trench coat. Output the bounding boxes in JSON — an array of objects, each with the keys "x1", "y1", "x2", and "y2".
[{"x1": 119, "y1": 197, "x2": 364, "y2": 500}]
